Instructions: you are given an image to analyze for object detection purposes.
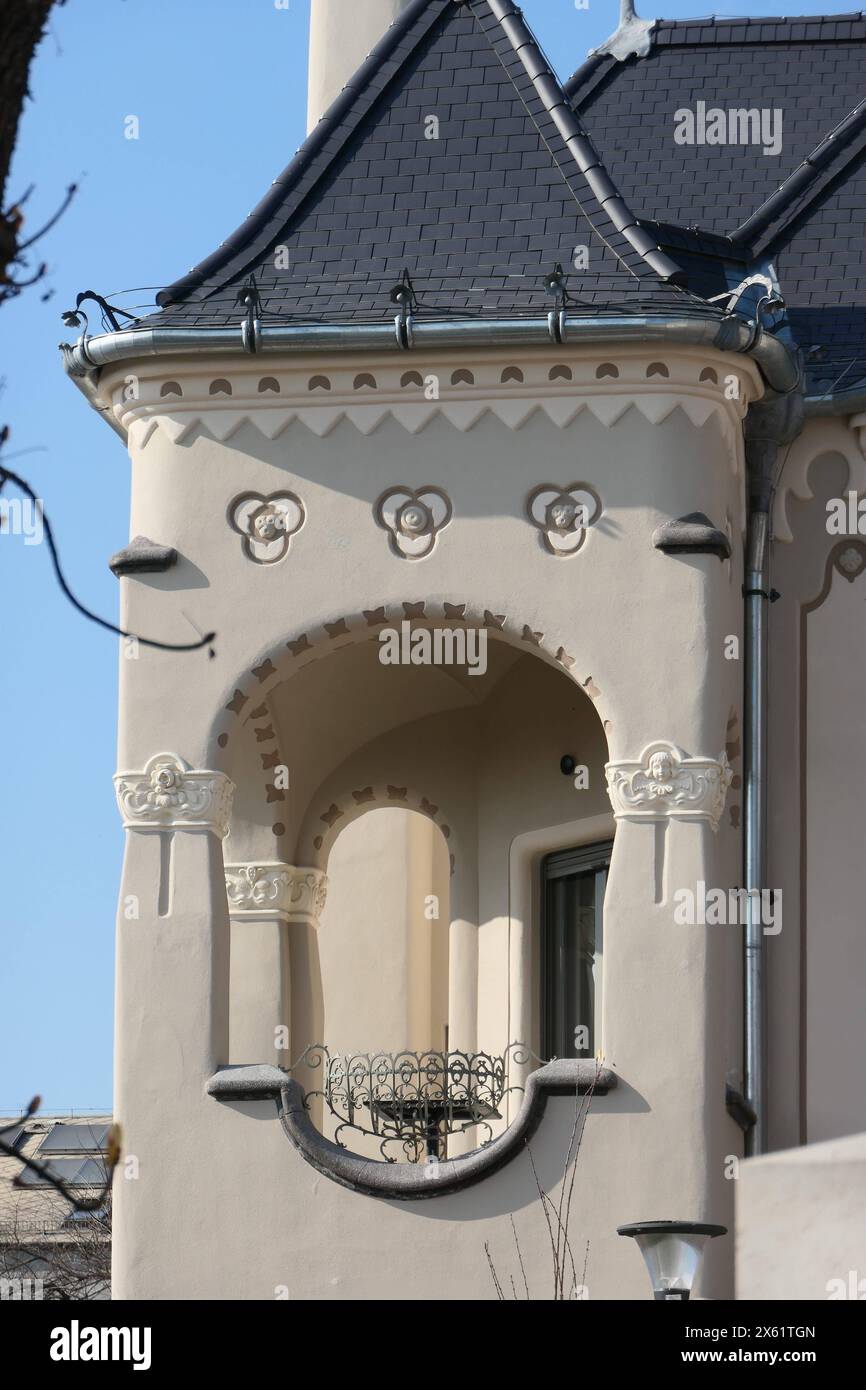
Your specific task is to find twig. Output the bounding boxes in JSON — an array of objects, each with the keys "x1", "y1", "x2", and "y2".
[
  {"x1": 510, "y1": 1213, "x2": 530, "y2": 1300},
  {"x1": 0, "y1": 459, "x2": 215, "y2": 653},
  {"x1": 484, "y1": 1242, "x2": 505, "y2": 1301}
]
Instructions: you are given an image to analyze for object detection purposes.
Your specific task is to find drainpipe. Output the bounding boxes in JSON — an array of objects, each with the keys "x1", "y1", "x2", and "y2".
[{"x1": 742, "y1": 390, "x2": 803, "y2": 1156}]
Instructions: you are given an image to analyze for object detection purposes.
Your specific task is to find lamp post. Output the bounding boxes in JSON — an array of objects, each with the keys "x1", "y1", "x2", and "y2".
[{"x1": 617, "y1": 1221, "x2": 727, "y2": 1300}]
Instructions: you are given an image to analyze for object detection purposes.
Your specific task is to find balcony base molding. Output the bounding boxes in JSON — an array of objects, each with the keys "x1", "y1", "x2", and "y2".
[{"x1": 207, "y1": 1059, "x2": 618, "y2": 1200}]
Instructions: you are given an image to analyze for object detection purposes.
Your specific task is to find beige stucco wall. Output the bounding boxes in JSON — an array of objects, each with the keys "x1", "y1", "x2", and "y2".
[
  {"x1": 737, "y1": 1130, "x2": 866, "y2": 1299},
  {"x1": 106, "y1": 343, "x2": 754, "y2": 1298},
  {"x1": 767, "y1": 420, "x2": 866, "y2": 1151}
]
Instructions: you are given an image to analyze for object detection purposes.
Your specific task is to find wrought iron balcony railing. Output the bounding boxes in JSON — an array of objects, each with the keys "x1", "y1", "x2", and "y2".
[{"x1": 292, "y1": 1044, "x2": 533, "y2": 1163}]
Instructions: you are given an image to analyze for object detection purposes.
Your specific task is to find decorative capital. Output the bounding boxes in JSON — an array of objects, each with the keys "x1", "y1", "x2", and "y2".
[
  {"x1": 114, "y1": 752, "x2": 234, "y2": 838},
  {"x1": 605, "y1": 742, "x2": 733, "y2": 830},
  {"x1": 224, "y1": 863, "x2": 328, "y2": 923}
]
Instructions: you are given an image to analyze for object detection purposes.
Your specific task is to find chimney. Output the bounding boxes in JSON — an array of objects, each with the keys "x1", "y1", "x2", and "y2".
[{"x1": 307, "y1": 0, "x2": 413, "y2": 132}]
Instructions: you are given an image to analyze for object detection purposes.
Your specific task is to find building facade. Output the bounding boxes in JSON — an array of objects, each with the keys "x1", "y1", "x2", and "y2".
[{"x1": 63, "y1": 1, "x2": 866, "y2": 1299}]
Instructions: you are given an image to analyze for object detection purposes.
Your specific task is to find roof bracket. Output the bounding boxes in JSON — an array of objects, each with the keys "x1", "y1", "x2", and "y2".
[
  {"x1": 238, "y1": 277, "x2": 262, "y2": 354},
  {"x1": 547, "y1": 309, "x2": 568, "y2": 345},
  {"x1": 390, "y1": 269, "x2": 416, "y2": 349}
]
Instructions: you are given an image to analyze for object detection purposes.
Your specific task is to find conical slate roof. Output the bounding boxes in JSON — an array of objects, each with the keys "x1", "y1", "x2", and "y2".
[{"x1": 143, "y1": 0, "x2": 700, "y2": 332}]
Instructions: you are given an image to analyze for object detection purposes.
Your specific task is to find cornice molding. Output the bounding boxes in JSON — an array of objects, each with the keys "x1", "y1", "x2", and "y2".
[
  {"x1": 102, "y1": 350, "x2": 753, "y2": 452},
  {"x1": 605, "y1": 741, "x2": 733, "y2": 830},
  {"x1": 224, "y1": 863, "x2": 328, "y2": 923},
  {"x1": 114, "y1": 752, "x2": 234, "y2": 837}
]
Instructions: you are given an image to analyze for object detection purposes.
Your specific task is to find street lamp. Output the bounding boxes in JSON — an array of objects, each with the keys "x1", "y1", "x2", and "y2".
[{"x1": 617, "y1": 1220, "x2": 727, "y2": 1300}]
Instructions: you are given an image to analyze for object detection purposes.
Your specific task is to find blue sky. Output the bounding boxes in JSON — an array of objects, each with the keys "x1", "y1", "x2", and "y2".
[{"x1": 0, "y1": 0, "x2": 839, "y2": 1111}]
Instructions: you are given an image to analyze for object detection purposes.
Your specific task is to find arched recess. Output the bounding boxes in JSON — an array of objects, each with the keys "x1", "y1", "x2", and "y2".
[
  {"x1": 205, "y1": 600, "x2": 612, "y2": 774},
  {"x1": 207, "y1": 606, "x2": 613, "y2": 1161}
]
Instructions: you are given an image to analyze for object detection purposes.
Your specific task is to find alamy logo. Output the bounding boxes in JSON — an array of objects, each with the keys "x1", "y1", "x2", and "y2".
[
  {"x1": 673, "y1": 881, "x2": 781, "y2": 935},
  {"x1": 50, "y1": 1320, "x2": 152, "y2": 1371},
  {"x1": 0, "y1": 496, "x2": 43, "y2": 545},
  {"x1": 826, "y1": 492, "x2": 866, "y2": 535},
  {"x1": 826, "y1": 1271, "x2": 866, "y2": 1299},
  {"x1": 674, "y1": 101, "x2": 782, "y2": 156},
  {"x1": 0, "y1": 1276, "x2": 43, "y2": 1299},
  {"x1": 378, "y1": 621, "x2": 487, "y2": 677}
]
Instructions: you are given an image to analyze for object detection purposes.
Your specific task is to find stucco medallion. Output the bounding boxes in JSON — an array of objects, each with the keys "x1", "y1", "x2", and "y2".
[
  {"x1": 374, "y1": 486, "x2": 452, "y2": 560},
  {"x1": 228, "y1": 491, "x2": 305, "y2": 564},
  {"x1": 605, "y1": 742, "x2": 733, "y2": 830},
  {"x1": 114, "y1": 753, "x2": 234, "y2": 837},
  {"x1": 526, "y1": 483, "x2": 601, "y2": 556},
  {"x1": 224, "y1": 863, "x2": 328, "y2": 922}
]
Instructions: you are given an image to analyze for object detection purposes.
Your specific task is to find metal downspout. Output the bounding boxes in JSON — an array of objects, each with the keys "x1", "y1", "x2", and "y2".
[
  {"x1": 743, "y1": 504, "x2": 770, "y2": 1157},
  {"x1": 742, "y1": 391, "x2": 803, "y2": 1156}
]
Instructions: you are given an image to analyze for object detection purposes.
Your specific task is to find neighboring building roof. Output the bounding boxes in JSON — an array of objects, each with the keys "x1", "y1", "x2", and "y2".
[
  {"x1": 0, "y1": 1115, "x2": 111, "y2": 1240},
  {"x1": 566, "y1": 12, "x2": 866, "y2": 394},
  {"x1": 145, "y1": 0, "x2": 702, "y2": 332}
]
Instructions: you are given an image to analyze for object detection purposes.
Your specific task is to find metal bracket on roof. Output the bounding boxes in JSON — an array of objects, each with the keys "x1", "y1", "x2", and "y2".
[
  {"x1": 588, "y1": 0, "x2": 654, "y2": 63},
  {"x1": 544, "y1": 264, "x2": 568, "y2": 344},
  {"x1": 390, "y1": 270, "x2": 416, "y2": 350},
  {"x1": 238, "y1": 277, "x2": 262, "y2": 354}
]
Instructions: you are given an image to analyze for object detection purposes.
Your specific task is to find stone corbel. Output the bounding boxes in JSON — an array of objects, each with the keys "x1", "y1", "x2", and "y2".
[
  {"x1": 114, "y1": 752, "x2": 234, "y2": 838},
  {"x1": 224, "y1": 863, "x2": 328, "y2": 924},
  {"x1": 605, "y1": 741, "x2": 733, "y2": 831}
]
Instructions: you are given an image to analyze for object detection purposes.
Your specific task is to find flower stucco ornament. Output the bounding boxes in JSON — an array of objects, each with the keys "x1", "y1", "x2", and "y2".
[
  {"x1": 374, "y1": 485, "x2": 452, "y2": 560},
  {"x1": 114, "y1": 753, "x2": 234, "y2": 837},
  {"x1": 526, "y1": 483, "x2": 601, "y2": 556},
  {"x1": 229, "y1": 491, "x2": 305, "y2": 564}
]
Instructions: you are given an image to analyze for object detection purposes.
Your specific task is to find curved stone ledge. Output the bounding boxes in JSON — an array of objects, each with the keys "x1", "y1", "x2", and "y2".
[
  {"x1": 652, "y1": 512, "x2": 731, "y2": 560},
  {"x1": 207, "y1": 1059, "x2": 617, "y2": 1200}
]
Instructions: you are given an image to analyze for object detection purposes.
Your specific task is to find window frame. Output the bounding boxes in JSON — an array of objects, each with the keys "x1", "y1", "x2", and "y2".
[{"x1": 540, "y1": 839, "x2": 613, "y2": 1061}]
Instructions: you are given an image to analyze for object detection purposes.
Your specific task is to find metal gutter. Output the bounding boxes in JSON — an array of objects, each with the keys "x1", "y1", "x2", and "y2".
[
  {"x1": 804, "y1": 383, "x2": 866, "y2": 416},
  {"x1": 60, "y1": 311, "x2": 800, "y2": 395}
]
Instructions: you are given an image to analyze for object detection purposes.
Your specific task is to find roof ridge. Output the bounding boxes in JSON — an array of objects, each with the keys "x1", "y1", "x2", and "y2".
[
  {"x1": 475, "y1": 0, "x2": 684, "y2": 282},
  {"x1": 565, "y1": 10, "x2": 866, "y2": 100},
  {"x1": 733, "y1": 94, "x2": 866, "y2": 251}
]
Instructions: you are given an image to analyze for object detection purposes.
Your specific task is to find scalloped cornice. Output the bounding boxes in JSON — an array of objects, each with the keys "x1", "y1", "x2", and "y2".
[{"x1": 100, "y1": 349, "x2": 755, "y2": 454}]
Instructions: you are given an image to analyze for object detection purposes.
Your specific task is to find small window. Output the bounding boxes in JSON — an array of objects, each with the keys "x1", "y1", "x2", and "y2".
[
  {"x1": 541, "y1": 841, "x2": 612, "y2": 1060},
  {"x1": 38, "y1": 1122, "x2": 109, "y2": 1154},
  {"x1": 17, "y1": 1157, "x2": 107, "y2": 1188}
]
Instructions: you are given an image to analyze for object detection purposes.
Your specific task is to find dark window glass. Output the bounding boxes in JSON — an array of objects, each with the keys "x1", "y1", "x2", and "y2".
[
  {"x1": 38, "y1": 1123, "x2": 109, "y2": 1154},
  {"x1": 541, "y1": 842, "x2": 612, "y2": 1060}
]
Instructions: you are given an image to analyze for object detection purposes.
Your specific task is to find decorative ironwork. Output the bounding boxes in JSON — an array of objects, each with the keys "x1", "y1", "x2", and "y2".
[{"x1": 291, "y1": 1044, "x2": 534, "y2": 1163}]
